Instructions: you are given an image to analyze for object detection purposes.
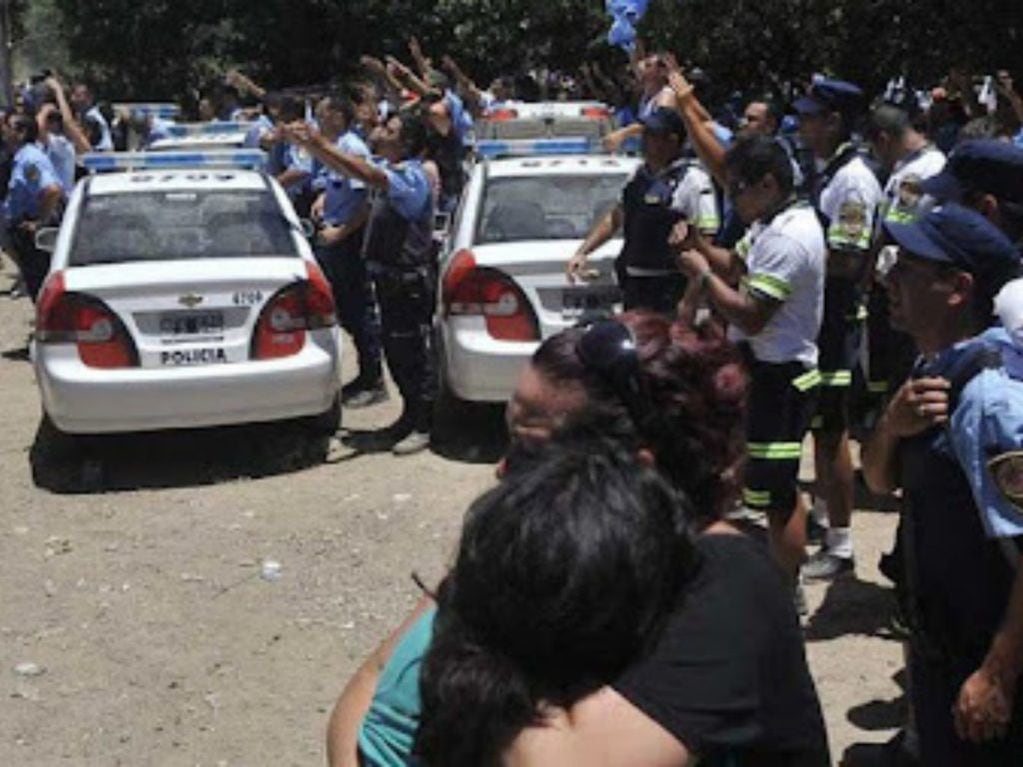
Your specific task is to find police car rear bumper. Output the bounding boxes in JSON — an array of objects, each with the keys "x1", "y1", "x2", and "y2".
[
  {"x1": 439, "y1": 319, "x2": 538, "y2": 402},
  {"x1": 34, "y1": 330, "x2": 341, "y2": 434}
]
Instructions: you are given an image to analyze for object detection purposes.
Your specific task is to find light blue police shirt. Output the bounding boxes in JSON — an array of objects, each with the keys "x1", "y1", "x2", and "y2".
[
  {"x1": 944, "y1": 328, "x2": 1023, "y2": 539},
  {"x1": 5, "y1": 143, "x2": 62, "y2": 224},
  {"x1": 319, "y1": 130, "x2": 371, "y2": 226},
  {"x1": 378, "y1": 158, "x2": 432, "y2": 221},
  {"x1": 44, "y1": 134, "x2": 76, "y2": 193},
  {"x1": 86, "y1": 105, "x2": 113, "y2": 151},
  {"x1": 445, "y1": 89, "x2": 473, "y2": 145}
]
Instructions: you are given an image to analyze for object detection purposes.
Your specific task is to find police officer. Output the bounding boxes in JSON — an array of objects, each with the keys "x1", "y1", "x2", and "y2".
[
  {"x1": 3, "y1": 113, "x2": 63, "y2": 301},
  {"x1": 308, "y1": 94, "x2": 385, "y2": 409},
  {"x1": 861, "y1": 101, "x2": 947, "y2": 433},
  {"x1": 287, "y1": 110, "x2": 436, "y2": 456},
  {"x1": 796, "y1": 79, "x2": 884, "y2": 581},
  {"x1": 567, "y1": 107, "x2": 719, "y2": 315},
  {"x1": 673, "y1": 134, "x2": 826, "y2": 606},
  {"x1": 69, "y1": 83, "x2": 113, "y2": 151},
  {"x1": 863, "y1": 205, "x2": 1023, "y2": 765},
  {"x1": 920, "y1": 139, "x2": 1023, "y2": 245}
]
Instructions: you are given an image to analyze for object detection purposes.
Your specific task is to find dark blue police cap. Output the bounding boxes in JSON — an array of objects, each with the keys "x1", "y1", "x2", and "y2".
[
  {"x1": 920, "y1": 139, "x2": 1023, "y2": 205},
  {"x1": 883, "y1": 204, "x2": 1022, "y2": 297},
  {"x1": 639, "y1": 107, "x2": 685, "y2": 138},
  {"x1": 794, "y1": 79, "x2": 865, "y2": 118}
]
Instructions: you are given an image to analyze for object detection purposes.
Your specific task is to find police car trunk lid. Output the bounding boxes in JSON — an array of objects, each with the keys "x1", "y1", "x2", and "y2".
[{"x1": 62, "y1": 258, "x2": 306, "y2": 369}]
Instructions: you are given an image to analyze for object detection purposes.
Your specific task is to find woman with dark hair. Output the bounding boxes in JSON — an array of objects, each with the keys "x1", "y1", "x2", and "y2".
[
  {"x1": 416, "y1": 437, "x2": 699, "y2": 767},
  {"x1": 326, "y1": 312, "x2": 829, "y2": 767}
]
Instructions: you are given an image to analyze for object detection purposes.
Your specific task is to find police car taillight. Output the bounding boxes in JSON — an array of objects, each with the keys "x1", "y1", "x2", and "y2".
[
  {"x1": 36, "y1": 272, "x2": 139, "y2": 369},
  {"x1": 251, "y1": 263, "x2": 336, "y2": 360},
  {"x1": 486, "y1": 108, "x2": 520, "y2": 121},
  {"x1": 442, "y1": 249, "x2": 539, "y2": 342}
]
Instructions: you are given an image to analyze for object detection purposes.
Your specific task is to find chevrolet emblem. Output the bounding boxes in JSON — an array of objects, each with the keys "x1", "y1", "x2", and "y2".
[{"x1": 178, "y1": 293, "x2": 204, "y2": 308}]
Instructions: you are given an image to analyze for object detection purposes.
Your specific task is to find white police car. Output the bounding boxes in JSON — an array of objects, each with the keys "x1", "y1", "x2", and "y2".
[
  {"x1": 437, "y1": 137, "x2": 639, "y2": 402},
  {"x1": 32, "y1": 149, "x2": 342, "y2": 436}
]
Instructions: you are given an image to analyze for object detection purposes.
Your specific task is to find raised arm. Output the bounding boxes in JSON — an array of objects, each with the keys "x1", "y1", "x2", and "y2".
[
  {"x1": 226, "y1": 69, "x2": 267, "y2": 101},
  {"x1": 668, "y1": 69, "x2": 727, "y2": 187},
  {"x1": 45, "y1": 76, "x2": 91, "y2": 154},
  {"x1": 285, "y1": 122, "x2": 390, "y2": 190}
]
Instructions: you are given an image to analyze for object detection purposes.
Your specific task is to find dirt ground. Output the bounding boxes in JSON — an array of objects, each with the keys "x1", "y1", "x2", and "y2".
[{"x1": 0, "y1": 256, "x2": 906, "y2": 766}]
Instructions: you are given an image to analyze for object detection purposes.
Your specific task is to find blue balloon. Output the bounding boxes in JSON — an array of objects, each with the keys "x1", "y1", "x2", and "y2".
[{"x1": 606, "y1": 0, "x2": 649, "y2": 51}]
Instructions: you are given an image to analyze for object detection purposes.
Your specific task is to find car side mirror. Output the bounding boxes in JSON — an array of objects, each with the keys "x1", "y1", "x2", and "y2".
[{"x1": 35, "y1": 227, "x2": 59, "y2": 253}]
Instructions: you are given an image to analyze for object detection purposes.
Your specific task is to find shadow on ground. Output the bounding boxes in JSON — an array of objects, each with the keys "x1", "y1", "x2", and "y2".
[
  {"x1": 840, "y1": 671, "x2": 911, "y2": 766},
  {"x1": 30, "y1": 417, "x2": 331, "y2": 494},
  {"x1": 804, "y1": 576, "x2": 902, "y2": 642}
]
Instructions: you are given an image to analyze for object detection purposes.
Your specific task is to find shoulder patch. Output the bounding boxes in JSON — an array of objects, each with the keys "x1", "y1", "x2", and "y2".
[
  {"x1": 989, "y1": 451, "x2": 1023, "y2": 511},
  {"x1": 897, "y1": 173, "x2": 923, "y2": 210},
  {"x1": 837, "y1": 200, "x2": 868, "y2": 239}
]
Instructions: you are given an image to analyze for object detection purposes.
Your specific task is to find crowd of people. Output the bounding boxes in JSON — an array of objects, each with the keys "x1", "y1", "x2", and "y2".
[{"x1": 3, "y1": 36, "x2": 1023, "y2": 767}]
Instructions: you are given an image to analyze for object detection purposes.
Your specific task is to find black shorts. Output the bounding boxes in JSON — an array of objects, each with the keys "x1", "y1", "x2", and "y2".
[
  {"x1": 621, "y1": 272, "x2": 687, "y2": 316},
  {"x1": 741, "y1": 348, "x2": 819, "y2": 515},
  {"x1": 814, "y1": 279, "x2": 863, "y2": 432}
]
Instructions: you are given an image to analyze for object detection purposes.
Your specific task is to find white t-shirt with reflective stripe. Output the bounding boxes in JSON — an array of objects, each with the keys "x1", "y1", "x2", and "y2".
[
  {"x1": 819, "y1": 155, "x2": 883, "y2": 253},
  {"x1": 881, "y1": 146, "x2": 946, "y2": 224},
  {"x1": 728, "y1": 204, "x2": 826, "y2": 367}
]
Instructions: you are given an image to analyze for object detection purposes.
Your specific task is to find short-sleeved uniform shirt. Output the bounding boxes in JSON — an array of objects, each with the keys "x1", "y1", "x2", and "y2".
[
  {"x1": 728, "y1": 202, "x2": 826, "y2": 367},
  {"x1": 85, "y1": 105, "x2": 114, "y2": 152},
  {"x1": 379, "y1": 159, "x2": 432, "y2": 221},
  {"x1": 614, "y1": 534, "x2": 831, "y2": 766},
  {"x1": 43, "y1": 134, "x2": 76, "y2": 193},
  {"x1": 950, "y1": 328, "x2": 1023, "y2": 540},
  {"x1": 817, "y1": 152, "x2": 883, "y2": 255},
  {"x1": 623, "y1": 158, "x2": 720, "y2": 277},
  {"x1": 316, "y1": 130, "x2": 371, "y2": 226},
  {"x1": 4, "y1": 143, "x2": 61, "y2": 225},
  {"x1": 875, "y1": 145, "x2": 946, "y2": 273}
]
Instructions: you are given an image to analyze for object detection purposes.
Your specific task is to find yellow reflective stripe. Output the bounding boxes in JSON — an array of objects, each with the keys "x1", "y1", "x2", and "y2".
[
  {"x1": 868, "y1": 381, "x2": 890, "y2": 394},
  {"x1": 820, "y1": 370, "x2": 853, "y2": 387},
  {"x1": 792, "y1": 368, "x2": 822, "y2": 391},
  {"x1": 695, "y1": 215, "x2": 721, "y2": 232},
  {"x1": 748, "y1": 442, "x2": 803, "y2": 460},
  {"x1": 845, "y1": 304, "x2": 869, "y2": 322},
  {"x1": 884, "y1": 209, "x2": 916, "y2": 224},
  {"x1": 743, "y1": 488, "x2": 772, "y2": 508},
  {"x1": 736, "y1": 237, "x2": 753, "y2": 260},
  {"x1": 747, "y1": 273, "x2": 792, "y2": 301},
  {"x1": 828, "y1": 229, "x2": 872, "y2": 251}
]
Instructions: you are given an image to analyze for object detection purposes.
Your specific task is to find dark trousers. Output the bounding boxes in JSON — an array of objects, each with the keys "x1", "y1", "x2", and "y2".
[
  {"x1": 9, "y1": 225, "x2": 50, "y2": 301},
  {"x1": 316, "y1": 231, "x2": 382, "y2": 385},
  {"x1": 622, "y1": 272, "x2": 687, "y2": 316},
  {"x1": 910, "y1": 648, "x2": 1023, "y2": 766},
  {"x1": 373, "y1": 268, "x2": 436, "y2": 432}
]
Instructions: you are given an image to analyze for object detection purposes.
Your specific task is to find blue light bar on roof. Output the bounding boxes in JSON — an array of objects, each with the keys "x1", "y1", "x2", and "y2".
[
  {"x1": 164, "y1": 121, "x2": 252, "y2": 137},
  {"x1": 113, "y1": 103, "x2": 181, "y2": 120},
  {"x1": 82, "y1": 150, "x2": 267, "y2": 172},
  {"x1": 476, "y1": 137, "x2": 596, "y2": 158}
]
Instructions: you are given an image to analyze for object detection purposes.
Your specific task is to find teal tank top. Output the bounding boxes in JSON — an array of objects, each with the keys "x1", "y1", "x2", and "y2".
[{"x1": 357, "y1": 607, "x2": 435, "y2": 766}]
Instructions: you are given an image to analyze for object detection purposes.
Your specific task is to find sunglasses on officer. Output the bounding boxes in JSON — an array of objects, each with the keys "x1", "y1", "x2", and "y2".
[{"x1": 576, "y1": 320, "x2": 655, "y2": 430}]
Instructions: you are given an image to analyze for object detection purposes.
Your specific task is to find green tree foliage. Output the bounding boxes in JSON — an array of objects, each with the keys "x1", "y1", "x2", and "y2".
[{"x1": 44, "y1": 0, "x2": 1023, "y2": 104}]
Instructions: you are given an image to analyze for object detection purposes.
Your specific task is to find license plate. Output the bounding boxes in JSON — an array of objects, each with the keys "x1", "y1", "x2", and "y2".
[
  {"x1": 159, "y1": 347, "x2": 228, "y2": 366},
  {"x1": 562, "y1": 286, "x2": 620, "y2": 314},
  {"x1": 159, "y1": 311, "x2": 224, "y2": 336}
]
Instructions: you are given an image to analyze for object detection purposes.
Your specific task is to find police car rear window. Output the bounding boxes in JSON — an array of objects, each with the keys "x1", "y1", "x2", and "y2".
[
  {"x1": 476, "y1": 174, "x2": 626, "y2": 244},
  {"x1": 69, "y1": 190, "x2": 298, "y2": 266}
]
